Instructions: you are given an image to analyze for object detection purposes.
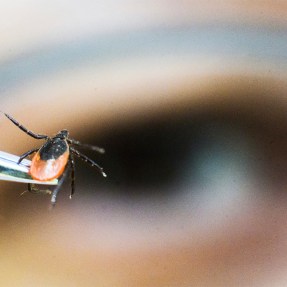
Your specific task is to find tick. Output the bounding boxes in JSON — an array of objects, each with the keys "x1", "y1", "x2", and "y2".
[{"x1": 3, "y1": 113, "x2": 106, "y2": 204}]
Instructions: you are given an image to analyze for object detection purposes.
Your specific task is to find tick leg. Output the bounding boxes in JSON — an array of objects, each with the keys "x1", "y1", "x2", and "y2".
[
  {"x1": 4, "y1": 113, "x2": 48, "y2": 139},
  {"x1": 18, "y1": 148, "x2": 39, "y2": 164},
  {"x1": 26, "y1": 183, "x2": 52, "y2": 195},
  {"x1": 51, "y1": 167, "x2": 69, "y2": 205},
  {"x1": 67, "y1": 138, "x2": 105, "y2": 154},
  {"x1": 69, "y1": 153, "x2": 75, "y2": 199},
  {"x1": 70, "y1": 147, "x2": 107, "y2": 177}
]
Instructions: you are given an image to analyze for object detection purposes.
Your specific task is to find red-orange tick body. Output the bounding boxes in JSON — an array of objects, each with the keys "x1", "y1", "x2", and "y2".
[
  {"x1": 3, "y1": 113, "x2": 106, "y2": 204},
  {"x1": 30, "y1": 133, "x2": 70, "y2": 181}
]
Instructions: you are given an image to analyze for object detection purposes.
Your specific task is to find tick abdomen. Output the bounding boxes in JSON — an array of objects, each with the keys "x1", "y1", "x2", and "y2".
[{"x1": 30, "y1": 138, "x2": 69, "y2": 181}]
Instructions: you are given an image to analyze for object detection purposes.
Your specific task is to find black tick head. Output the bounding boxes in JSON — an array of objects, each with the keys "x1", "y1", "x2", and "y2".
[{"x1": 55, "y1": 129, "x2": 69, "y2": 139}]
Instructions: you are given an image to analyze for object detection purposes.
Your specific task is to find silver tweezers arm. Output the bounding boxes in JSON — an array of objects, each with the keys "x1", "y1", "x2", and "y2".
[{"x1": 0, "y1": 151, "x2": 58, "y2": 185}]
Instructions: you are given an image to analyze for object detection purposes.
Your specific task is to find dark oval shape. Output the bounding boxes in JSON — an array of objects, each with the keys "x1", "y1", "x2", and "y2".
[{"x1": 39, "y1": 138, "x2": 69, "y2": 161}]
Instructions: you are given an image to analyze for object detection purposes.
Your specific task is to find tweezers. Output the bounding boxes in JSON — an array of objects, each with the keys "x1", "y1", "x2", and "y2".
[{"x1": 0, "y1": 150, "x2": 58, "y2": 185}]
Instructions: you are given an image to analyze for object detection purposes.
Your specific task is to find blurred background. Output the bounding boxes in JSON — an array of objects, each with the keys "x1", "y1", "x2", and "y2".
[{"x1": 1, "y1": 1, "x2": 287, "y2": 286}]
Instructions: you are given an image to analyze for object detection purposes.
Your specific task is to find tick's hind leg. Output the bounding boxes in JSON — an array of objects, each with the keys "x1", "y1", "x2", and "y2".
[
  {"x1": 69, "y1": 153, "x2": 75, "y2": 199},
  {"x1": 23, "y1": 183, "x2": 52, "y2": 195},
  {"x1": 50, "y1": 167, "x2": 69, "y2": 205},
  {"x1": 70, "y1": 147, "x2": 106, "y2": 177}
]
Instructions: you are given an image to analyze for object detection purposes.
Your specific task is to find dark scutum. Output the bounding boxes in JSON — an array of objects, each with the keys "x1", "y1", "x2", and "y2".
[{"x1": 39, "y1": 138, "x2": 69, "y2": 161}]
